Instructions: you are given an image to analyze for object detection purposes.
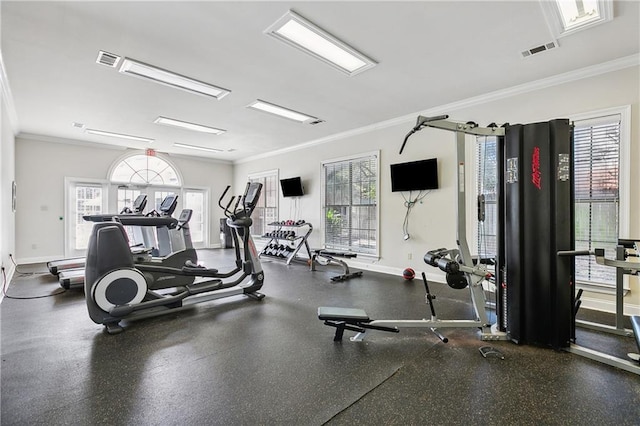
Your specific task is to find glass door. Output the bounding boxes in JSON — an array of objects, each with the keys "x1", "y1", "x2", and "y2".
[{"x1": 65, "y1": 179, "x2": 109, "y2": 257}]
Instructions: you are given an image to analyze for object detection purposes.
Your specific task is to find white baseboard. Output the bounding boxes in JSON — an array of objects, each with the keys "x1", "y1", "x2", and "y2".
[
  {"x1": 1, "y1": 264, "x2": 16, "y2": 303},
  {"x1": 580, "y1": 295, "x2": 640, "y2": 316},
  {"x1": 344, "y1": 258, "x2": 445, "y2": 285},
  {"x1": 345, "y1": 259, "x2": 640, "y2": 315},
  {"x1": 16, "y1": 256, "x2": 61, "y2": 265}
]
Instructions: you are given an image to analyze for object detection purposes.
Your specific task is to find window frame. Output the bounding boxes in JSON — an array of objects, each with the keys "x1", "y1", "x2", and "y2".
[
  {"x1": 248, "y1": 169, "x2": 279, "y2": 238},
  {"x1": 570, "y1": 105, "x2": 630, "y2": 239},
  {"x1": 65, "y1": 152, "x2": 214, "y2": 255},
  {"x1": 321, "y1": 151, "x2": 380, "y2": 257},
  {"x1": 108, "y1": 152, "x2": 183, "y2": 187},
  {"x1": 183, "y1": 187, "x2": 209, "y2": 248},
  {"x1": 475, "y1": 136, "x2": 499, "y2": 262},
  {"x1": 571, "y1": 106, "x2": 630, "y2": 288},
  {"x1": 473, "y1": 105, "x2": 631, "y2": 289},
  {"x1": 63, "y1": 177, "x2": 109, "y2": 257}
]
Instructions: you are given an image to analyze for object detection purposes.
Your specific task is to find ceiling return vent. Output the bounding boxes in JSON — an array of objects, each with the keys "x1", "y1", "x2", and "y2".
[
  {"x1": 96, "y1": 51, "x2": 121, "y2": 67},
  {"x1": 521, "y1": 41, "x2": 558, "y2": 58}
]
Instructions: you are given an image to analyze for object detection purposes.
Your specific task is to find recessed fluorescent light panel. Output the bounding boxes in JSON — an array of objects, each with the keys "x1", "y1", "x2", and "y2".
[
  {"x1": 265, "y1": 10, "x2": 376, "y2": 76},
  {"x1": 174, "y1": 143, "x2": 223, "y2": 153},
  {"x1": 119, "y1": 58, "x2": 231, "y2": 99},
  {"x1": 154, "y1": 116, "x2": 226, "y2": 135},
  {"x1": 540, "y1": 0, "x2": 612, "y2": 38},
  {"x1": 85, "y1": 128, "x2": 154, "y2": 143},
  {"x1": 247, "y1": 100, "x2": 317, "y2": 123}
]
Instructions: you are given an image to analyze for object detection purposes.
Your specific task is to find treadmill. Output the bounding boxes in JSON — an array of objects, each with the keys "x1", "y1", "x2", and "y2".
[
  {"x1": 59, "y1": 194, "x2": 185, "y2": 290},
  {"x1": 47, "y1": 194, "x2": 148, "y2": 275}
]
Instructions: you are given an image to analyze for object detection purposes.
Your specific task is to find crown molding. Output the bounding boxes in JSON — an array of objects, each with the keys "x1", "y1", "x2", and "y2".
[
  {"x1": 17, "y1": 132, "x2": 129, "y2": 151},
  {"x1": 17, "y1": 132, "x2": 233, "y2": 165},
  {"x1": 235, "y1": 54, "x2": 639, "y2": 165}
]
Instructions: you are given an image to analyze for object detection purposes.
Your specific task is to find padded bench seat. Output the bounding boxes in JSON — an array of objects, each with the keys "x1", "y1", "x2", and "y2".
[{"x1": 318, "y1": 307, "x2": 369, "y2": 322}]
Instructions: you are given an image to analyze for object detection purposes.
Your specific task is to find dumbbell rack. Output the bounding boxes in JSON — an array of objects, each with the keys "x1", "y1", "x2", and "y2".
[{"x1": 260, "y1": 221, "x2": 313, "y2": 265}]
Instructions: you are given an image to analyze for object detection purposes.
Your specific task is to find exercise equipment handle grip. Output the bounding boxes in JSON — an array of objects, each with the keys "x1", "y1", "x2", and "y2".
[
  {"x1": 399, "y1": 114, "x2": 450, "y2": 154},
  {"x1": 423, "y1": 252, "x2": 439, "y2": 266},
  {"x1": 224, "y1": 196, "x2": 236, "y2": 217},
  {"x1": 218, "y1": 185, "x2": 231, "y2": 210},
  {"x1": 557, "y1": 250, "x2": 592, "y2": 257}
]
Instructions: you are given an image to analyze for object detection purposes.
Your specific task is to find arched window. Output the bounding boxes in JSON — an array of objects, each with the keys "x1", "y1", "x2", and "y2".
[{"x1": 110, "y1": 154, "x2": 181, "y2": 186}]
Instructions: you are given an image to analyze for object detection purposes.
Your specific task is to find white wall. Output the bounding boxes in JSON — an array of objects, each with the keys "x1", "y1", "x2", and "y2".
[
  {"x1": 1, "y1": 83, "x2": 16, "y2": 285},
  {"x1": 14, "y1": 137, "x2": 233, "y2": 263},
  {"x1": 234, "y1": 65, "x2": 640, "y2": 313}
]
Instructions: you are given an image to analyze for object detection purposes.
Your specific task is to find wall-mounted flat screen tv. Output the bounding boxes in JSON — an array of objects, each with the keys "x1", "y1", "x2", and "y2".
[
  {"x1": 390, "y1": 158, "x2": 439, "y2": 192},
  {"x1": 280, "y1": 177, "x2": 304, "y2": 197}
]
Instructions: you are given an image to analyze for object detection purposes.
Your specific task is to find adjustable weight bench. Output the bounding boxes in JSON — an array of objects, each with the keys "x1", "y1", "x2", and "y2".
[
  {"x1": 318, "y1": 307, "x2": 399, "y2": 341},
  {"x1": 311, "y1": 250, "x2": 363, "y2": 282}
]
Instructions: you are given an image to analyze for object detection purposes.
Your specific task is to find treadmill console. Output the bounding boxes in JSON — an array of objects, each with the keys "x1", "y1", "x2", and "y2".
[
  {"x1": 159, "y1": 194, "x2": 178, "y2": 216},
  {"x1": 178, "y1": 209, "x2": 192, "y2": 224},
  {"x1": 132, "y1": 194, "x2": 148, "y2": 213},
  {"x1": 244, "y1": 182, "x2": 263, "y2": 210}
]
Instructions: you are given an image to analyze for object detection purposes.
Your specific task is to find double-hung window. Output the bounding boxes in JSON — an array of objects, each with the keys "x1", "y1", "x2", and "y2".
[
  {"x1": 474, "y1": 107, "x2": 629, "y2": 289},
  {"x1": 248, "y1": 170, "x2": 279, "y2": 237},
  {"x1": 573, "y1": 111, "x2": 625, "y2": 287},
  {"x1": 476, "y1": 136, "x2": 499, "y2": 261},
  {"x1": 322, "y1": 152, "x2": 379, "y2": 255}
]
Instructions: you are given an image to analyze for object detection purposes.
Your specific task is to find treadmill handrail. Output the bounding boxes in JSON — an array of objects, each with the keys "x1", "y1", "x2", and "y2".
[{"x1": 117, "y1": 216, "x2": 179, "y2": 228}]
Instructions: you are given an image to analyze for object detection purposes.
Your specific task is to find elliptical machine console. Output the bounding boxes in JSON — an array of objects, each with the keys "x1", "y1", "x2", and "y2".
[{"x1": 84, "y1": 182, "x2": 265, "y2": 334}]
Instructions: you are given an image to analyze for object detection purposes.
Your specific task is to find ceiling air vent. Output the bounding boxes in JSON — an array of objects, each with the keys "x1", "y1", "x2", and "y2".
[
  {"x1": 308, "y1": 119, "x2": 325, "y2": 125},
  {"x1": 521, "y1": 41, "x2": 558, "y2": 58},
  {"x1": 96, "y1": 51, "x2": 121, "y2": 67}
]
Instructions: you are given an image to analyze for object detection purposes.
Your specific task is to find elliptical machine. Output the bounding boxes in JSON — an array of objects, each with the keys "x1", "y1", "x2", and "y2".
[
  {"x1": 58, "y1": 194, "x2": 186, "y2": 290},
  {"x1": 47, "y1": 194, "x2": 149, "y2": 276},
  {"x1": 84, "y1": 182, "x2": 265, "y2": 334}
]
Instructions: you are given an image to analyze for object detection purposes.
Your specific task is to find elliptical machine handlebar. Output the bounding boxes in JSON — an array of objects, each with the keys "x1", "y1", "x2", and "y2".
[
  {"x1": 219, "y1": 186, "x2": 234, "y2": 218},
  {"x1": 219, "y1": 182, "x2": 262, "y2": 220},
  {"x1": 218, "y1": 185, "x2": 245, "y2": 219},
  {"x1": 233, "y1": 193, "x2": 243, "y2": 215}
]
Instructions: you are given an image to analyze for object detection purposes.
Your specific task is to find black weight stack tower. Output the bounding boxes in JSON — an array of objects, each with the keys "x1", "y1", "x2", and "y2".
[{"x1": 502, "y1": 119, "x2": 574, "y2": 350}]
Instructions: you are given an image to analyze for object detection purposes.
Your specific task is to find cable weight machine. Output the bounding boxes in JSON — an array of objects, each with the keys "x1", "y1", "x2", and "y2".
[
  {"x1": 319, "y1": 114, "x2": 640, "y2": 374},
  {"x1": 319, "y1": 115, "x2": 509, "y2": 343}
]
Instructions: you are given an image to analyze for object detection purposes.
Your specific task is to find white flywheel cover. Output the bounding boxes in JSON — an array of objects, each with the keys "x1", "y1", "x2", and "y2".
[{"x1": 92, "y1": 268, "x2": 147, "y2": 312}]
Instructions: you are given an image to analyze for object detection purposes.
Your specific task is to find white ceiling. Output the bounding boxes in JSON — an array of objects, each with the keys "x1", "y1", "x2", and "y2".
[{"x1": 2, "y1": 1, "x2": 638, "y2": 162}]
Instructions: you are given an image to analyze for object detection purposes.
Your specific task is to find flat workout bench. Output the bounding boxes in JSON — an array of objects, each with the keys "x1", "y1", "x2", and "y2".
[{"x1": 318, "y1": 307, "x2": 399, "y2": 341}]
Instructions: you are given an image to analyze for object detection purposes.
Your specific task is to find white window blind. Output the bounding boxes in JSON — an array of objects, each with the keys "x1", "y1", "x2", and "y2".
[
  {"x1": 574, "y1": 114, "x2": 621, "y2": 286},
  {"x1": 474, "y1": 113, "x2": 623, "y2": 287},
  {"x1": 323, "y1": 153, "x2": 378, "y2": 254},
  {"x1": 476, "y1": 136, "x2": 498, "y2": 260}
]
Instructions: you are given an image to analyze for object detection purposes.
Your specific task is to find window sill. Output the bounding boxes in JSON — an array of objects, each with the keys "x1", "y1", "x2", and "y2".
[{"x1": 576, "y1": 281, "x2": 630, "y2": 296}]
